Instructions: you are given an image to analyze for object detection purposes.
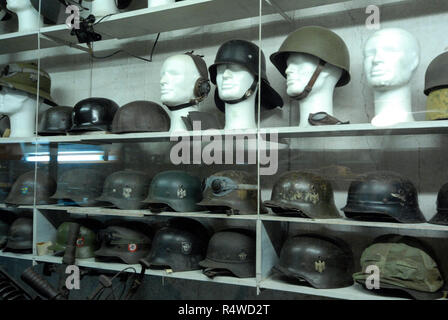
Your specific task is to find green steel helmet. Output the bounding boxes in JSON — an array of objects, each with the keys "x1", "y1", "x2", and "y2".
[
  {"x1": 424, "y1": 51, "x2": 448, "y2": 96},
  {"x1": 142, "y1": 170, "x2": 203, "y2": 212},
  {"x1": 96, "y1": 170, "x2": 151, "y2": 210},
  {"x1": 0, "y1": 63, "x2": 56, "y2": 106},
  {"x1": 264, "y1": 171, "x2": 341, "y2": 219},
  {"x1": 48, "y1": 221, "x2": 100, "y2": 259},
  {"x1": 5, "y1": 171, "x2": 57, "y2": 206},
  {"x1": 5, "y1": 217, "x2": 33, "y2": 252},
  {"x1": 270, "y1": 26, "x2": 351, "y2": 87},
  {"x1": 198, "y1": 170, "x2": 262, "y2": 215},
  {"x1": 51, "y1": 168, "x2": 107, "y2": 207}
]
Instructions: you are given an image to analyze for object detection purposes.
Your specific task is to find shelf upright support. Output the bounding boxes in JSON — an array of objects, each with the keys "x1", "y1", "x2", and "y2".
[{"x1": 263, "y1": 0, "x2": 293, "y2": 22}]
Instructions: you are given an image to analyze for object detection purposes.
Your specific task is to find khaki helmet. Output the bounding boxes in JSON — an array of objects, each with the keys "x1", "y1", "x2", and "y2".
[
  {"x1": 270, "y1": 26, "x2": 350, "y2": 99},
  {"x1": 0, "y1": 63, "x2": 56, "y2": 106},
  {"x1": 424, "y1": 52, "x2": 448, "y2": 120}
]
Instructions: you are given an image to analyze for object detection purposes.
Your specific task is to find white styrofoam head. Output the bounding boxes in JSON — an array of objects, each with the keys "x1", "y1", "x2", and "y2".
[
  {"x1": 6, "y1": 0, "x2": 33, "y2": 12},
  {"x1": 216, "y1": 63, "x2": 254, "y2": 101}
]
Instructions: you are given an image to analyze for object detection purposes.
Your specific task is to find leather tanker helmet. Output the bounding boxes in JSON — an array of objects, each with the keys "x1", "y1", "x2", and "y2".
[
  {"x1": 429, "y1": 183, "x2": 448, "y2": 225},
  {"x1": 198, "y1": 170, "x2": 262, "y2": 215},
  {"x1": 4, "y1": 217, "x2": 33, "y2": 252},
  {"x1": 70, "y1": 97, "x2": 119, "y2": 132},
  {"x1": 145, "y1": 218, "x2": 210, "y2": 272},
  {"x1": 342, "y1": 171, "x2": 425, "y2": 223},
  {"x1": 199, "y1": 229, "x2": 256, "y2": 278},
  {"x1": 95, "y1": 224, "x2": 152, "y2": 265},
  {"x1": 38, "y1": 106, "x2": 73, "y2": 135},
  {"x1": 209, "y1": 39, "x2": 283, "y2": 112},
  {"x1": 274, "y1": 234, "x2": 354, "y2": 289},
  {"x1": 112, "y1": 101, "x2": 170, "y2": 133},
  {"x1": 424, "y1": 52, "x2": 448, "y2": 120},
  {"x1": 142, "y1": 170, "x2": 203, "y2": 212},
  {"x1": 96, "y1": 170, "x2": 151, "y2": 210},
  {"x1": 264, "y1": 171, "x2": 341, "y2": 219},
  {"x1": 5, "y1": 171, "x2": 56, "y2": 206},
  {"x1": 270, "y1": 26, "x2": 350, "y2": 100},
  {"x1": 51, "y1": 168, "x2": 106, "y2": 207}
]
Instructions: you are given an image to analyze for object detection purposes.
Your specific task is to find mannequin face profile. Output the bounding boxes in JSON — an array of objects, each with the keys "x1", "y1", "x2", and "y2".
[
  {"x1": 216, "y1": 64, "x2": 255, "y2": 101},
  {"x1": 160, "y1": 55, "x2": 200, "y2": 107},
  {"x1": 364, "y1": 28, "x2": 420, "y2": 90},
  {"x1": 0, "y1": 88, "x2": 30, "y2": 114}
]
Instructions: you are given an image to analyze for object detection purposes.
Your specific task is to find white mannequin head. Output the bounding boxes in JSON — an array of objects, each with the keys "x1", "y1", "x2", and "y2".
[
  {"x1": 91, "y1": 0, "x2": 119, "y2": 18},
  {"x1": 216, "y1": 63, "x2": 255, "y2": 101},
  {"x1": 6, "y1": 0, "x2": 43, "y2": 32},
  {"x1": 160, "y1": 54, "x2": 201, "y2": 107},
  {"x1": 364, "y1": 28, "x2": 420, "y2": 90},
  {"x1": 148, "y1": 0, "x2": 175, "y2": 7},
  {"x1": 6, "y1": 0, "x2": 33, "y2": 12}
]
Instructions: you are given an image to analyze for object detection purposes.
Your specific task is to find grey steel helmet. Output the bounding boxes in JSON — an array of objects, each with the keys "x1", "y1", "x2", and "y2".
[
  {"x1": 38, "y1": 106, "x2": 73, "y2": 136},
  {"x1": 5, "y1": 171, "x2": 57, "y2": 206},
  {"x1": 51, "y1": 168, "x2": 107, "y2": 207},
  {"x1": 199, "y1": 229, "x2": 256, "y2": 278},
  {"x1": 142, "y1": 170, "x2": 203, "y2": 212},
  {"x1": 97, "y1": 170, "x2": 151, "y2": 210},
  {"x1": 4, "y1": 217, "x2": 33, "y2": 252},
  {"x1": 424, "y1": 52, "x2": 448, "y2": 96}
]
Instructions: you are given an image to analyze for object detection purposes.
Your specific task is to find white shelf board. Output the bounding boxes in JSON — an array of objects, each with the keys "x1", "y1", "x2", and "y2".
[
  {"x1": 260, "y1": 214, "x2": 448, "y2": 231},
  {"x1": 0, "y1": 136, "x2": 37, "y2": 145},
  {"x1": 0, "y1": 251, "x2": 34, "y2": 261},
  {"x1": 0, "y1": 30, "x2": 39, "y2": 54}
]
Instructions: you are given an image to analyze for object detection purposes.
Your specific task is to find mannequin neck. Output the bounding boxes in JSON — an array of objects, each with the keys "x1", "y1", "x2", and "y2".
[
  {"x1": 298, "y1": 84, "x2": 335, "y2": 127},
  {"x1": 224, "y1": 93, "x2": 257, "y2": 130},
  {"x1": 15, "y1": 6, "x2": 43, "y2": 32},
  {"x1": 92, "y1": 0, "x2": 119, "y2": 18},
  {"x1": 372, "y1": 84, "x2": 415, "y2": 125},
  {"x1": 8, "y1": 98, "x2": 38, "y2": 138},
  {"x1": 169, "y1": 105, "x2": 199, "y2": 133}
]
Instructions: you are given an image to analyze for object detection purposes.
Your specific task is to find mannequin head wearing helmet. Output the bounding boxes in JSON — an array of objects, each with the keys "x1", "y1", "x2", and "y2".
[{"x1": 216, "y1": 63, "x2": 255, "y2": 103}]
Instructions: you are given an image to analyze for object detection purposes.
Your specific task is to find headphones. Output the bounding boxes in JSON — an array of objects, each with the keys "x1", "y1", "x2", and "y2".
[{"x1": 184, "y1": 51, "x2": 211, "y2": 103}]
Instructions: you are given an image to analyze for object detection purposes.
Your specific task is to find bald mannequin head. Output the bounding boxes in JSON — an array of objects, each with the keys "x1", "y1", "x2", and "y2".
[{"x1": 364, "y1": 28, "x2": 420, "y2": 90}]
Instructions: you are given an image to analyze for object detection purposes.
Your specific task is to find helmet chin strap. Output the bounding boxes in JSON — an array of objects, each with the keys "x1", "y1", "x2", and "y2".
[
  {"x1": 222, "y1": 79, "x2": 258, "y2": 105},
  {"x1": 291, "y1": 60, "x2": 326, "y2": 100},
  {"x1": 165, "y1": 100, "x2": 198, "y2": 111}
]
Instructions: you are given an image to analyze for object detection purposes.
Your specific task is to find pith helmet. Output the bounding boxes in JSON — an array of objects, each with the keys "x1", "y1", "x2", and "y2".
[
  {"x1": 5, "y1": 171, "x2": 56, "y2": 206},
  {"x1": 270, "y1": 26, "x2": 351, "y2": 87},
  {"x1": 0, "y1": 63, "x2": 56, "y2": 106},
  {"x1": 38, "y1": 106, "x2": 73, "y2": 135}
]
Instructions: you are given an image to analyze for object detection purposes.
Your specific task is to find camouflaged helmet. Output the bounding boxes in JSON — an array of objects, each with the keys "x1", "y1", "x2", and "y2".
[
  {"x1": 5, "y1": 171, "x2": 56, "y2": 206},
  {"x1": 142, "y1": 170, "x2": 203, "y2": 212},
  {"x1": 424, "y1": 52, "x2": 448, "y2": 120},
  {"x1": 198, "y1": 170, "x2": 263, "y2": 215},
  {"x1": 199, "y1": 229, "x2": 256, "y2": 278},
  {"x1": 0, "y1": 63, "x2": 56, "y2": 106},
  {"x1": 342, "y1": 171, "x2": 425, "y2": 223},
  {"x1": 145, "y1": 218, "x2": 210, "y2": 272},
  {"x1": 96, "y1": 170, "x2": 151, "y2": 210},
  {"x1": 429, "y1": 183, "x2": 448, "y2": 225},
  {"x1": 274, "y1": 234, "x2": 354, "y2": 289},
  {"x1": 264, "y1": 171, "x2": 341, "y2": 219},
  {"x1": 4, "y1": 217, "x2": 33, "y2": 252},
  {"x1": 70, "y1": 97, "x2": 119, "y2": 132},
  {"x1": 38, "y1": 106, "x2": 73, "y2": 136}
]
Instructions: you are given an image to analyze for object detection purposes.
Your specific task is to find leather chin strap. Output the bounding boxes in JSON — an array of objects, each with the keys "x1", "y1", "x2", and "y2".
[
  {"x1": 291, "y1": 60, "x2": 327, "y2": 101},
  {"x1": 166, "y1": 100, "x2": 199, "y2": 111},
  {"x1": 203, "y1": 268, "x2": 234, "y2": 279},
  {"x1": 222, "y1": 79, "x2": 258, "y2": 105}
]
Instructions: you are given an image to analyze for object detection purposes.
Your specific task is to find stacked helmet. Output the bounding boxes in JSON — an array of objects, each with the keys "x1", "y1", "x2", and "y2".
[
  {"x1": 209, "y1": 39, "x2": 283, "y2": 111},
  {"x1": 264, "y1": 171, "x2": 341, "y2": 219},
  {"x1": 95, "y1": 224, "x2": 152, "y2": 264},
  {"x1": 0, "y1": 63, "x2": 56, "y2": 106},
  {"x1": 51, "y1": 168, "x2": 106, "y2": 207},
  {"x1": 270, "y1": 26, "x2": 350, "y2": 99},
  {"x1": 70, "y1": 97, "x2": 119, "y2": 132},
  {"x1": 38, "y1": 106, "x2": 73, "y2": 135},
  {"x1": 49, "y1": 221, "x2": 100, "y2": 259},
  {"x1": 199, "y1": 229, "x2": 256, "y2": 278},
  {"x1": 429, "y1": 183, "x2": 448, "y2": 225},
  {"x1": 424, "y1": 52, "x2": 448, "y2": 120},
  {"x1": 96, "y1": 170, "x2": 151, "y2": 210},
  {"x1": 145, "y1": 218, "x2": 210, "y2": 272},
  {"x1": 198, "y1": 170, "x2": 261, "y2": 215},
  {"x1": 4, "y1": 217, "x2": 33, "y2": 252},
  {"x1": 111, "y1": 101, "x2": 170, "y2": 133},
  {"x1": 342, "y1": 171, "x2": 425, "y2": 223},
  {"x1": 274, "y1": 234, "x2": 354, "y2": 289},
  {"x1": 142, "y1": 170, "x2": 203, "y2": 212},
  {"x1": 5, "y1": 171, "x2": 56, "y2": 206}
]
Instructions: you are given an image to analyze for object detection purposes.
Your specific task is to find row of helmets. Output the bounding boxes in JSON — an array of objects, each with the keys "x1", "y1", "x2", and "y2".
[
  {"x1": 45, "y1": 217, "x2": 256, "y2": 279},
  {"x1": 0, "y1": 216, "x2": 33, "y2": 253},
  {"x1": 2, "y1": 169, "x2": 260, "y2": 215},
  {"x1": 275, "y1": 233, "x2": 445, "y2": 300}
]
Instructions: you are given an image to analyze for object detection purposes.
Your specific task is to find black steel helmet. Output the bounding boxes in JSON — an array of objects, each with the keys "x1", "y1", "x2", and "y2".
[
  {"x1": 273, "y1": 234, "x2": 354, "y2": 289},
  {"x1": 38, "y1": 106, "x2": 73, "y2": 136},
  {"x1": 30, "y1": 0, "x2": 66, "y2": 25},
  {"x1": 111, "y1": 101, "x2": 170, "y2": 134},
  {"x1": 199, "y1": 229, "x2": 256, "y2": 278},
  {"x1": 145, "y1": 218, "x2": 210, "y2": 272},
  {"x1": 429, "y1": 183, "x2": 448, "y2": 225},
  {"x1": 5, "y1": 171, "x2": 56, "y2": 206},
  {"x1": 70, "y1": 97, "x2": 119, "y2": 132},
  {"x1": 96, "y1": 170, "x2": 151, "y2": 210},
  {"x1": 51, "y1": 168, "x2": 106, "y2": 207},
  {"x1": 4, "y1": 217, "x2": 33, "y2": 252},
  {"x1": 94, "y1": 225, "x2": 152, "y2": 264},
  {"x1": 209, "y1": 39, "x2": 283, "y2": 112},
  {"x1": 198, "y1": 170, "x2": 262, "y2": 215},
  {"x1": 341, "y1": 171, "x2": 425, "y2": 223},
  {"x1": 264, "y1": 171, "x2": 341, "y2": 219},
  {"x1": 142, "y1": 170, "x2": 203, "y2": 212}
]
